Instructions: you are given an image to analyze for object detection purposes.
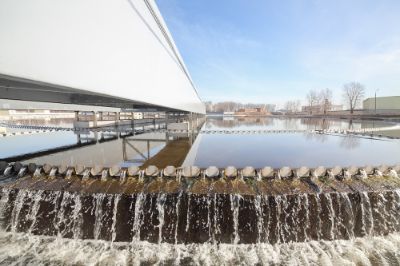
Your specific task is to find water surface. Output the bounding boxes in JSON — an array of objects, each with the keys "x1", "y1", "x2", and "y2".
[
  {"x1": 1, "y1": 117, "x2": 399, "y2": 168},
  {"x1": 189, "y1": 117, "x2": 400, "y2": 168}
]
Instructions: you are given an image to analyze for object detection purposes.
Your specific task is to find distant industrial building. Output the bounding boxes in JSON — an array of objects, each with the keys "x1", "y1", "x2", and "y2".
[
  {"x1": 301, "y1": 104, "x2": 343, "y2": 114},
  {"x1": 363, "y1": 96, "x2": 400, "y2": 112},
  {"x1": 235, "y1": 107, "x2": 270, "y2": 116}
]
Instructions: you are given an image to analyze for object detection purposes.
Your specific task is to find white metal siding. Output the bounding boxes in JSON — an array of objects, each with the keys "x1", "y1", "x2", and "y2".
[{"x1": 0, "y1": 0, "x2": 205, "y2": 114}]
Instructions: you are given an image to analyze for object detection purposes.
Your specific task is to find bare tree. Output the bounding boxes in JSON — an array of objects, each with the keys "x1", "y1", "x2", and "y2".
[
  {"x1": 294, "y1": 100, "x2": 301, "y2": 113},
  {"x1": 343, "y1": 82, "x2": 365, "y2": 114},
  {"x1": 284, "y1": 100, "x2": 302, "y2": 113},
  {"x1": 306, "y1": 90, "x2": 320, "y2": 114},
  {"x1": 264, "y1": 104, "x2": 276, "y2": 112},
  {"x1": 319, "y1": 88, "x2": 333, "y2": 115},
  {"x1": 284, "y1": 101, "x2": 294, "y2": 113}
]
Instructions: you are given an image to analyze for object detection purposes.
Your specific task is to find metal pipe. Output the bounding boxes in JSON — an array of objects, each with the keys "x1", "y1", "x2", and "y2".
[{"x1": 375, "y1": 89, "x2": 379, "y2": 114}]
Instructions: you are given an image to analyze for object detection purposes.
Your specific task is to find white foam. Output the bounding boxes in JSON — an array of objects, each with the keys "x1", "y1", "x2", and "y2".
[{"x1": 1, "y1": 231, "x2": 400, "y2": 265}]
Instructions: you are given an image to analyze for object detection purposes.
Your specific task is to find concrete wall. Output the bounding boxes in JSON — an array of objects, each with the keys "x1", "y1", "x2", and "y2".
[{"x1": 0, "y1": 0, "x2": 205, "y2": 114}]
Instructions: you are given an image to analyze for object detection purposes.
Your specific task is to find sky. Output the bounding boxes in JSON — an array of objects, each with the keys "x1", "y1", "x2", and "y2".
[{"x1": 157, "y1": 0, "x2": 400, "y2": 107}]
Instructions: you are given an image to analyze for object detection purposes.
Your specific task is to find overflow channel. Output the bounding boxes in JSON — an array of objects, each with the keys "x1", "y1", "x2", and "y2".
[{"x1": 1, "y1": 162, "x2": 400, "y2": 244}]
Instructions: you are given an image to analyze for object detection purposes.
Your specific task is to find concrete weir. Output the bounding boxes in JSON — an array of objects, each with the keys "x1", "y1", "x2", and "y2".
[{"x1": 1, "y1": 162, "x2": 400, "y2": 244}]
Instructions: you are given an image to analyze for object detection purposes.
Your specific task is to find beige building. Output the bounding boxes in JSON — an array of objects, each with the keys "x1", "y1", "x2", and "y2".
[
  {"x1": 363, "y1": 96, "x2": 400, "y2": 111},
  {"x1": 235, "y1": 107, "x2": 270, "y2": 116}
]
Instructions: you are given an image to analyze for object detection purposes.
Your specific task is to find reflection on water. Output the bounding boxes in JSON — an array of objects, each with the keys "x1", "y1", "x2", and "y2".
[
  {"x1": 0, "y1": 131, "x2": 78, "y2": 159},
  {"x1": 205, "y1": 116, "x2": 274, "y2": 129},
  {"x1": 302, "y1": 132, "x2": 362, "y2": 150},
  {"x1": 189, "y1": 117, "x2": 400, "y2": 168},
  {"x1": 0, "y1": 129, "x2": 196, "y2": 168},
  {"x1": 1, "y1": 117, "x2": 400, "y2": 168},
  {"x1": 32, "y1": 132, "x2": 194, "y2": 168},
  {"x1": 22, "y1": 132, "x2": 171, "y2": 167},
  {"x1": 1, "y1": 117, "x2": 400, "y2": 266},
  {"x1": 206, "y1": 116, "x2": 397, "y2": 131},
  {"x1": 339, "y1": 135, "x2": 361, "y2": 150},
  {"x1": 189, "y1": 133, "x2": 400, "y2": 168}
]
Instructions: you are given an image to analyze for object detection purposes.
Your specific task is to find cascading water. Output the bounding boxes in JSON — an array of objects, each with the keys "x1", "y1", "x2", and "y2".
[
  {"x1": 49, "y1": 168, "x2": 57, "y2": 178},
  {"x1": 2, "y1": 166, "x2": 12, "y2": 177},
  {"x1": 0, "y1": 189, "x2": 10, "y2": 229},
  {"x1": 2, "y1": 188, "x2": 399, "y2": 243},
  {"x1": 26, "y1": 190, "x2": 44, "y2": 234},
  {"x1": 254, "y1": 195, "x2": 263, "y2": 243},
  {"x1": 111, "y1": 194, "x2": 120, "y2": 243},
  {"x1": 156, "y1": 193, "x2": 166, "y2": 244},
  {"x1": 339, "y1": 192, "x2": 355, "y2": 239},
  {"x1": 131, "y1": 192, "x2": 145, "y2": 241},
  {"x1": 1, "y1": 171, "x2": 400, "y2": 265},
  {"x1": 174, "y1": 191, "x2": 183, "y2": 244},
  {"x1": 93, "y1": 193, "x2": 106, "y2": 240},
  {"x1": 360, "y1": 191, "x2": 375, "y2": 236},
  {"x1": 230, "y1": 194, "x2": 240, "y2": 245},
  {"x1": 82, "y1": 169, "x2": 90, "y2": 180},
  {"x1": 300, "y1": 193, "x2": 310, "y2": 241},
  {"x1": 17, "y1": 167, "x2": 27, "y2": 178},
  {"x1": 65, "y1": 169, "x2": 73, "y2": 179},
  {"x1": 10, "y1": 189, "x2": 28, "y2": 232},
  {"x1": 33, "y1": 167, "x2": 42, "y2": 178}
]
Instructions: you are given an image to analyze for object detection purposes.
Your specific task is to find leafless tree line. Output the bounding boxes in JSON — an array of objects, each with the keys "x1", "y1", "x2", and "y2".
[
  {"x1": 283, "y1": 100, "x2": 301, "y2": 113},
  {"x1": 305, "y1": 88, "x2": 333, "y2": 114},
  {"x1": 205, "y1": 101, "x2": 276, "y2": 113},
  {"x1": 303, "y1": 82, "x2": 365, "y2": 114},
  {"x1": 206, "y1": 81, "x2": 366, "y2": 114}
]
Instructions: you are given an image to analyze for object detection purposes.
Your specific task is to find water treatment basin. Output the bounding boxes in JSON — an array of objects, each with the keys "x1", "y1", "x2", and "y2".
[{"x1": 1, "y1": 117, "x2": 400, "y2": 169}]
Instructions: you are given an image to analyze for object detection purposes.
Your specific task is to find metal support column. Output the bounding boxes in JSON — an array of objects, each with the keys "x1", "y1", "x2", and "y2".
[
  {"x1": 131, "y1": 112, "x2": 135, "y2": 134},
  {"x1": 93, "y1": 111, "x2": 98, "y2": 127},
  {"x1": 147, "y1": 140, "x2": 150, "y2": 159},
  {"x1": 165, "y1": 111, "x2": 169, "y2": 131},
  {"x1": 189, "y1": 112, "x2": 193, "y2": 132},
  {"x1": 115, "y1": 112, "x2": 120, "y2": 129}
]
